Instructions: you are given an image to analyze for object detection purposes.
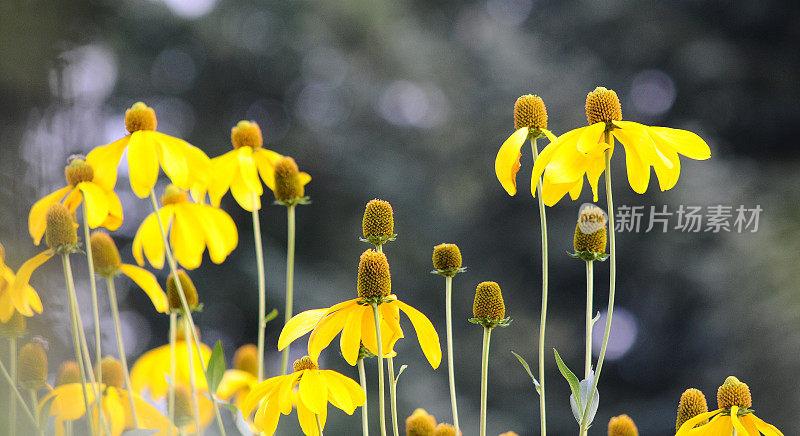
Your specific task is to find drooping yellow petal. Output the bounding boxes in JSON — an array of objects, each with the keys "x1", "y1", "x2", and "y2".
[
  {"x1": 495, "y1": 127, "x2": 529, "y2": 196},
  {"x1": 119, "y1": 264, "x2": 168, "y2": 313},
  {"x1": 676, "y1": 409, "x2": 722, "y2": 436},
  {"x1": 299, "y1": 369, "x2": 328, "y2": 414},
  {"x1": 298, "y1": 172, "x2": 311, "y2": 186},
  {"x1": 395, "y1": 301, "x2": 442, "y2": 369},
  {"x1": 321, "y1": 371, "x2": 354, "y2": 414},
  {"x1": 541, "y1": 176, "x2": 585, "y2": 207},
  {"x1": 241, "y1": 376, "x2": 284, "y2": 417},
  {"x1": 253, "y1": 148, "x2": 283, "y2": 192},
  {"x1": 101, "y1": 190, "x2": 124, "y2": 231},
  {"x1": 531, "y1": 127, "x2": 582, "y2": 199},
  {"x1": 254, "y1": 393, "x2": 282, "y2": 435},
  {"x1": 150, "y1": 131, "x2": 189, "y2": 189},
  {"x1": 77, "y1": 182, "x2": 110, "y2": 228},
  {"x1": 322, "y1": 370, "x2": 365, "y2": 414},
  {"x1": 749, "y1": 414, "x2": 785, "y2": 436},
  {"x1": 340, "y1": 307, "x2": 363, "y2": 365},
  {"x1": 10, "y1": 251, "x2": 54, "y2": 316},
  {"x1": 614, "y1": 121, "x2": 674, "y2": 172},
  {"x1": 544, "y1": 138, "x2": 591, "y2": 185},
  {"x1": 612, "y1": 127, "x2": 651, "y2": 194},
  {"x1": 729, "y1": 407, "x2": 750, "y2": 435},
  {"x1": 122, "y1": 389, "x2": 175, "y2": 434},
  {"x1": 184, "y1": 143, "x2": 212, "y2": 204},
  {"x1": 541, "y1": 128, "x2": 557, "y2": 143},
  {"x1": 42, "y1": 383, "x2": 96, "y2": 421},
  {"x1": 309, "y1": 304, "x2": 358, "y2": 362},
  {"x1": 296, "y1": 397, "x2": 326, "y2": 436},
  {"x1": 277, "y1": 372, "x2": 301, "y2": 415},
  {"x1": 216, "y1": 369, "x2": 257, "y2": 400},
  {"x1": 100, "y1": 389, "x2": 126, "y2": 436},
  {"x1": 28, "y1": 186, "x2": 73, "y2": 245},
  {"x1": 238, "y1": 146, "x2": 263, "y2": 196},
  {"x1": 127, "y1": 131, "x2": 160, "y2": 198},
  {"x1": 279, "y1": 308, "x2": 327, "y2": 351},
  {"x1": 576, "y1": 122, "x2": 606, "y2": 154},
  {"x1": 190, "y1": 204, "x2": 238, "y2": 264},
  {"x1": 130, "y1": 341, "x2": 211, "y2": 399},
  {"x1": 170, "y1": 204, "x2": 204, "y2": 270},
  {"x1": 86, "y1": 136, "x2": 130, "y2": 191},
  {"x1": 208, "y1": 150, "x2": 239, "y2": 207},
  {"x1": 646, "y1": 126, "x2": 711, "y2": 160},
  {"x1": 132, "y1": 208, "x2": 172, "y2": 269},
  {"x1": 230, "y1": 164, "x2": 261, "y2": 212},
  {"x1": 740, "y1": 415, "x2": 761, "y2": 436}
]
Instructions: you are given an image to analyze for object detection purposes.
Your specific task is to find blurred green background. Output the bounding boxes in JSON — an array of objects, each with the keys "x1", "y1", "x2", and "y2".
[{"x1": 1, "y1": 0, "x2": 798, "y2": 434}]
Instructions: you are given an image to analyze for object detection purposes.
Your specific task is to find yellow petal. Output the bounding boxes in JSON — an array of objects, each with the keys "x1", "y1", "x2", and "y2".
[
  {"x1": 279, "y1": 308, "x2": 328, "y2": 351},
  {"x1": 241, "y1": 376, "x2": 283, "y2": 417},
  {"x1": 544, "y1": 139, "x2": 591, "y2": 185},
  {"x1": 44, "y1": 383, "x2": 95, "y2": 421},
  {"x1": 170, "y1": 204, "x2": 204, "y2": 269},
  {"x1": 308, "y1": 305, "x2": 356, "y2": 362},
  {"x1": 396, "y1": 301, "x2": 442, "y2": 369},
  {"x1": 730, "y1": 407, "x2": 750, "y2": 435},
  {"x1": 541, "y1": 176, "x2": 583, "y2": 207},
  {"x1": 576, "y1": 122, "x2": 606, "y2": 154},
  {"x1": 101, "y1": 190, "x2": 124, "y2": 231},
  {"x1": 191, "y1": 204, "x2": 238, "y2": 264},
  {"x1": 585, "y1": 154, "x2": 606, "y2": 201},
  {"x1": 184, "y1": 144, "x2": 212, "y2": 204},
  {"x1": 86, "y1": 136, "x2": 130, "y2": 191},
  {"x1": 531, "y1": 126, "x2": 584, "y2": 196},
  {"x1": 359, "y1": 305, "x2": 380, "y2": 356},
  {"x1": 299, "y1": 172, "x2": 311, "y2": 187},
  {"x1": 495, "y1": 127, "x2": 529, "y2": 196},
  {"x1": 238, "y1": 146, "x2": 263, "y2": 197},
  {"x1": 150, "y1": 131, "x2": 189, "y2": 188},
  {"x1": 612, "y1": 128, "x2": 651, "y2": 194},
  {"x1": 541, "y1": 128, "x2": 558, "y2": 143},
  {"x1": 230, "y1": 164, "x2": 261, "y2": 211},
  {"x1": 253, "y1": 393, "x2": 282, "y2": 435},
  {"x1": 127, "y1": 131, "x2": 160, "y2": 198},
  {"x1": 647, "y1": 126, "x2": 711, "y2": 160},
  {"x1": 216, "y1": 369, "x2": 257, "y2": 400},
  {"x1": 340, "y1": 307, "x2": 363, "y2": 365},
  {"x1": 101, "y1": 390, "x2": 126, "y2": 436},
  {"x1": 10, "y1": 251, "x2": 54, "y2": 315},
  {"x1": 119, "y1": 264, "x2": 168, "y2": 313},
  {"x1": 208, "y1": 150, "x2": 238, "y2": 207},
  {"x1": 299, "y1": 369, "x2": 328, "y2": 414},
  {"x1": 253, "y1": 148, "x2": 283, "y2": 192},
  {"x1": 28, "y1": 186, "x2": 73, "y2": 245},
  {"x1": 77, "y1": 182, "x2": 110, "y2": 228},
  {"x1": 296, "y1": 397, "x2": 326, "y2": 436},
  {"x1": 132, "y1": 209, "x2": 172, "y2": 269},
  {"x1": 123, "y1": 389, "x2": 176, "y2": 434},
  {"x1": 615, "y1": 121, "x2": 674, "y2": 171},
  {"x1": 277, "y1": 372, "x2": 301, "y2": 415},
  {"x1": 676, "y1": 410, "x2": 722, "y2": 436},
  {"x1": 750, "y1": 414, "x2": 785, "y2": 436},
  {"x1": 740, "y1": 415, "x2": 761, "y2": 436},
  {"x1": 322, "y1": 370, "x2": 366, "y2": 414}
]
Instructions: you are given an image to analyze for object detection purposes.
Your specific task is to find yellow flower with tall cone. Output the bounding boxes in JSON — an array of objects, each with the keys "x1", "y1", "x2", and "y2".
[
  {"x1": 0, "y1": 243, "x2": 42, "y2": 322},
  {"x1": 241, "y1": 356, "x2": 366, "y2": 436},
  {"x1": 42, "y1": 357, "x2": 175, "y2": 436},
  {"x1": 278, "y1": 250, "x2": 441, "y2": 368},
  {"x1": 86, "y1": 102, "x2": 211, "y2": 198},
  {"x1": 676, "y1": 377, "x2": 783, "y2": 436},
  {"x1": 132, "y1": 184, "x2": 238, "y2": 270},
  {"x1": 530, "y1": 87, "x2": 711, "y2": 206},
  {"x1": 28, "y1": 156, "x2": 123, "y2": 245},
  {"x1": 208, "y1": 120, "x2": 287, "y2": 211}
]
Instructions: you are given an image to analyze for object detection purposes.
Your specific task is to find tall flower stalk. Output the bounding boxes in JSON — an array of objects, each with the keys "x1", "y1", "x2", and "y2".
[
  {"x1": 281, "y1": 203, "x2": 296, "y2": 375},
  {"x1": 80, "y1": 196, "x2": 104, "y2": 428},
  {"x1": 252, "y1": 191, "x2": 267, "y2": 380},
  {"x1": 357, "y1": 356, "x2": 369, "y2": 436},
  {"x1": 105, "y1": 276, "x2": 139, "y2": 427},
  {"x1": 531, "y1": 136, "x2": 550, "y2": 436}
]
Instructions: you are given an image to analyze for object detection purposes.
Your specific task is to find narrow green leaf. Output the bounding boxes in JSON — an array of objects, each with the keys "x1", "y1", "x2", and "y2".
[
  {"x1": 264, "y1": 308, "x2": 279, "y2": 324},
  {"x1": 511, "y1": 351, "x2": 541, "y2": 395},
  {"x1": 206, "y1": 341, "x2": 226, "y2": 394},
  {"x1": 554, "y1": 348, "x2": 582, "y2": 410},
  {"x1": 394, "y1": 364, "x2": 408, "y2": 385}
]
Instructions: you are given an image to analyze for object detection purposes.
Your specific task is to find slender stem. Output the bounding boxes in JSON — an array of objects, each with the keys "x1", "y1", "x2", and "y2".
[
  {"x1": 105, "y1": 277, "x2": 139, "y2": 427},
  {"x1": 358, "y1": 359, "x2": 369, "y2": 436},
  {"x1": 10, "y1": 337, "x2": 17, "y2": 436},
  {"x1": 65, "y1": 421, "x2": 73, "y2": 436},
  {"x1": 479, "y1": 327, "x2": 493, "y2": 436},
  {"x1": 315, "y1": 414, "x2": 324, "y2": 436},
  {"x1": 375, "y1": 245, "x2": 382, "y2": 254},
  {"x1": 169, "y1": 313, "x2": 177, "y2": 436},
  {"x1": 531, "y1": 137, "x2": 549, "y2": 436},
  {"x1": 183, "y1": 315, "x2": 203, "y2": 436},
  {"x1": 29, "y1": 389, "x2": 42, "y2": 436},
  {"x1": 252, "y1": 192, "x2": 267, "y2": 381},
  {"x1": 0, "y1": 359, "x2": 37, "y2": 428},
  {"x1": 81, "y1": 200, "x2": 104, "y2": 436},
  {"x1": 444, "y1": 277, "x2": 460, "y2": 435},
  {"x1": 280, "y1": 205, "x2": 297, "y2": 375},
  {"x1": 371, "y1": 303, "x2": 387, "y2": 436},
  {"x1": 148, "y1": 189, "x2": 227, "y2": 436},
  {"x1": 387, "y1": 357, "x2": 399, "y2": 436},
  {"x1": 579, "y1": 138, "x2": 617, "y2": 433},
  {"x1": 585, "y1": 260, "x2": 594, "y2": 379}
]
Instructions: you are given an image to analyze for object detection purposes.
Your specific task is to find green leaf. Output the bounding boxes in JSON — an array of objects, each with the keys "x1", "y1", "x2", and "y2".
[
  {"x1": 205, "y1": 341, "x2": 226, "y2": 394},
  {"x1": 511, "y1": 351, "x2": 541, "y2": 395},
  {"x1": 264, "y1": 308, "x2": 279, "y2": 324},
  {"x1": 394, "y1": 364, "x2": 408, "y2": 385},
  {"x1": 554, "y1": 348, "x2": 582, "y2": 410}
]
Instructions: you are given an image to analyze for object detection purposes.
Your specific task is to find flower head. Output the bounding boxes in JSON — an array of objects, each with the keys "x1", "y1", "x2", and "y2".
[
  {"x1": 233, "y1": 343, "x2": 259, "y2": 377},
  {"x1": 56, "y1": 360, "x2": 81, "y2": 386},
  {"x1": 607, "y1": 414, "x2": 638, "y2": 436},
  {"x1": 231, "y1": 120, "x2": 263, "y2": 149},
  {"x1": 473, "y1": 281, "x2": 505, "y2": 320},
  {"x1": 362, "y1": 199, "x2": 395, "y2": 245},
  {"x1": 45, "y1": 203, "x2": 78, "y2": 251},
  {"x1": 433, "y1": 423, "x2": 460, "y2": 436},
  {"x1": 357, "y1": 249, "x2": 392, "y2": 300},
  {"x1": 406, "y1": 408, "x2": 436, "y2": 436},
  {"x1": 677, "y1": 388, "x2": 708, "y2": 431},
  {"x1": 572, "y1": 203, "x2": 608, "y2": 261},
  {"x1": 167, "y1": 269, "x2": 200, "y2": 312},
  {"x1": 274, "y1": 156, "x2": 311, "y2": 203},
  {"x1": 432, "y1": 243, "x2": 463, "y2": 277},
  {"x1": 18, "y1": 338, "x2": 48, "y2": 390}
]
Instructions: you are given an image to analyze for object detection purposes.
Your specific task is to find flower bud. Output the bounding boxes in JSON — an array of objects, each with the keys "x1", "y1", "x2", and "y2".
[
  {"x1": 607, "y1": 414, "x2": 638, "y2": 436},
  {"x1": 161, "y1": 184, "x2": 189, "y2": 206},
  {"x1": 432, "y1": 243, "x2": 462, "y2": 276},
  {"x1": 231, "y1": 120, "x2": 263, "y2": 149},
  {"x1": 717, "y1": 376, "x2": 751, "y2": 409},
  {"x1": 0, "y1": 311, "x2": 27, "y2": 338},
  {"x1": 362, "y1": 199, "x2": 394, "y2": 243},
  {"x1": 499, "y1": 433, "x2": 519, "y2": 436},
  {"x1": 405, "y1": 408, "x2": 436, "y2": 436},
  {"x1": 64, "y1": 156, "x2": 94, "y2": 186},
  {"x1": 90, "y1": 231, "x2": 121, "y2": 277},
  {"x1": 97, "y1": 356, "x2": 125, "y2": 389},
  {"x1": 18, "y1": 338, "x2": 48, "y2": 390},
  {"x1": 233, "y1": 344, "x2": 259, "y2": 377},
  {"x1": 473, "y1": 281, "x2": 505, "y2": 320},
  {"x1": 56, "y1": 360, "x2": 81, "y2": 386},
  {"x1": 293, "y1": 356, "x2": 318, "y2": 372},
  {"x1": 357, "y1": 249, "x2": 391, "y2": 300},
  {"x1": 433, "y1": 423, "x2": 460, "y2": 436},
  {"x1": 585, "y1": 87, "x2": 622, "y2": 125},
  {"x1": 273, "y1": 156, "x2": 304, "y2": 201},
  {"x1": 167, "y1": 269, "x2": 199, "y2": 312},
  {"x1": 676, "y1": 388, "x2": 708, "y2": 431},
  {"x1": 514, "y1": 94, "x2": 548, "y2": 131},
  {"x1": 45, "y1": 203, "x2": 78, "y2": 250},
  {"x1": 125, "y1": 102, "x2": 157, "y2": 133},
  {"x1": 574, "y1": 203, "x2": 608, "y2": 257}
]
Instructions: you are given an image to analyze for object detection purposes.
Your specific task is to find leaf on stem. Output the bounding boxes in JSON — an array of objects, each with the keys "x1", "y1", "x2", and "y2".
[
  {"x1": 205, "y1": 341, "x2": 226, "y2": 394},
  {"x1": 511, "y1": 351, "x2": 541, "y2": 395}
]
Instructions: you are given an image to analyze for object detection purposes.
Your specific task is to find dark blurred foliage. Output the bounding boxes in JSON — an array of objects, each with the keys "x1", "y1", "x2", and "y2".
[{"x1": 1, "y1": 0, "x2": 799, "y2": 434}]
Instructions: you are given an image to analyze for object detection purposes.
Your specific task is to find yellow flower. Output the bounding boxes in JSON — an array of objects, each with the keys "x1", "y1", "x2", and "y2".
[
  {"x1": 86, "y1": 102, "x2": 211, "y2": 199},
  {"x1": 530, "y1": 87, "x2": 711, "y2": 206},
  {"x1": 217, "y1": 344, "x2": 259, "y2": 412},
  {"x1": 240, "y1": 356, "x2": 366, "y2": 436},
  {"x1": 41, "y1": 382, "x2": 174, "y2": 436},
  {"x1": 28, "y1": 157, "x2": 123, "y2": 246},
  {"x1": 208, "y1": 120, "x2": 286, "y2": 211},
  {"x1": 676, "y1": 377, "x2": 783, "y2": 436},
  {"x1": 132, "y1": 185, "x2": 238, "y2": 270},
  {"x1": 0, "y1": 244, "x2": 42, "y2": 322}
]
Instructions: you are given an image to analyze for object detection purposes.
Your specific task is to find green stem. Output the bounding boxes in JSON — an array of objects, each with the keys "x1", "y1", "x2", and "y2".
[
  {"x1": 29, "y1": 389, "x2": 42, "y2": 436},
  {"x1": 10, "y1": 337, "x2": 17, "y2": 436},
  {"x1": 444, "y1": 276, "x2": 460, "y2": 435},
  {"x1": 280, "y1": 205, "x2": 296, "y2": 375},
  {"x1": 579, "y1": 139, "x2": 617, "y2": 434},
  {"x1": 169, "y1": 312, "x2": 177, "y2": 436},
  {"x1": 252, "y1": 192, "x2": 267, "y2": 381},
  {"x1": 387, "y1": 357, "x2": 399, "y2": 436},
  {"x1": 358, "y1": 358, "x2": 369, "y2": 436},
  {"x1": 183, "y1": 315, "x2": 203, "y2": 436},
  {"x1": 531, "y1": 137, "x2": 549, "y2": 436},
  {"x1": 105, "y1": 276, "x2": 139, "y2": 427},
  {"x1": 585, "y1": 260, "x2": 594, "y2": 379},
  {"x1": 316, "y1": 414, "x2": 324, "y2": 436},
  {"x1": 0, "y1": 358, "x2": 37, "y2": 428},
  {"x1": 371, "y1": 303, "x2": 387, "y2": 436},
  {"x1": 148, "y1": 189, "x2": 227, "y2": 436},
  {"x1": 479, "y1": 327, "x2": 493, "y2": 436},
  {"x1": 81, "y1": 200, "x2": 104, "y2": 436}
]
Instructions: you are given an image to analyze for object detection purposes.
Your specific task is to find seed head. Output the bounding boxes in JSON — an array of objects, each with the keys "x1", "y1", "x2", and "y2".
[
  {"x1": 56, "y1": 360, "x2": 81, "y2": 386},
  {"x1": 125, "y1": 102, "x2": 157, "y2": 133},
  {"x1": 433, "y1": 423, "x2": 459, "y2": 436},
  {"x1": 432, "y1": 243, "x2": 462, "y2": 275},
  {"x1": 45, "y1": 203, "x2": 78, "y2": 250},
  {"x1": 18, "y1": 338, "x2": 48, "y2": 390},
  {"x1": 585, "y1": 87, "x2": 622, "y2": 125},
  {"x1": 676, "y1": 388, "x2": 708, "y2": 431},
  {"x1": 574, "y1": 204, "x2": 608, "y2": 254},
  {"x1": 174, "y1": 385, "x2": 194, "y2": 427},
  {"x1": 231, "y1": 120, "x2": 263, "y2": 149},
  {"x1": 167, "y1": 269, "x2": 199, "y2": 312},
  {"x1": 233, "y1": 344, "x2": 259, "y2": 377},
  {"x1": 90, "y1": 231, "x2": 122, "y2": 277},
  {"x1": 514, "y1": 94, "x2": 548, "y2": 131},
  {"x1": 362, "y1": 199, "x2": 394, "y2": 242},
  {"x1": 405, "y1": 408, "x2": 436, "y2": 436},
  {"x1": 293, "y1": 356, "x2": 318, "y2": 372},
  {"x1": 175, "y1": 323, "x2": 200, "y2": 342},
  {"x1": 717, "y1": 376, "x2": 752, "y2": 409},
  {"x1": 274, "y1": 156, "x2": 304, "y2": 201},
  {"x1": 97, "y1": 356, "x2": 125, "y2": 389},
  {"x1": 0, "y1": 312, "x2": 27, "y2": 338},
  {"x1": 64, "y1": 156, "x2": 94, "y2": 186},
  {"x1": 473, "y1": 281, "x2": 505, "y2": 320},
  {"x1": 607, "y1": 414, "x2": 638, "y2": 436},
  {"x1": 357, "y1": 249, "x2": 391, "y2": 299},
  {"x1": 161, "y1": 184, "x2": 189, "y2": 206},
  {"x1": 499, "y1": 433, "x2": 520, "y2": 436}
]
